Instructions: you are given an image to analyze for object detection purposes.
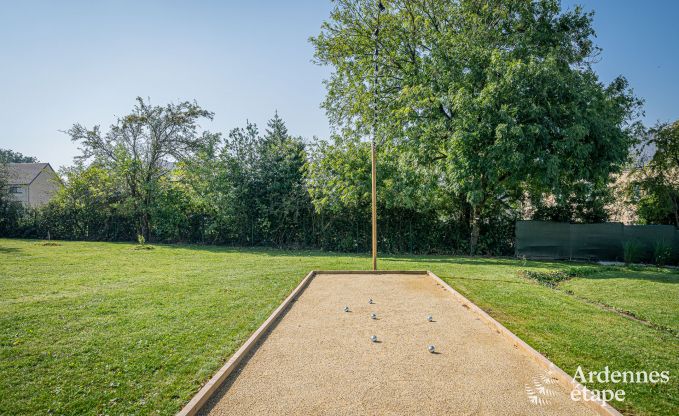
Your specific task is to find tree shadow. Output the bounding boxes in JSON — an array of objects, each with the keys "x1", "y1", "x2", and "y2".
[
  {"x1": 380, "y1": 256, "x2": 569, "y2": 269},
  {"x1": 447, "y1": 276, "x2": 535, "y2": 286},
  {"x1": 570, "y1": 268, "x2": 679, "y2": 284},
  {"x1": 131, "y1": 243, "x2": 587, "y2": 272},
  {"x1": 0, "y1": 246, "x2": 21, "y2": 254},
  {"x1": 158, "y1": 243, "x2": 369, "y2": 259}
]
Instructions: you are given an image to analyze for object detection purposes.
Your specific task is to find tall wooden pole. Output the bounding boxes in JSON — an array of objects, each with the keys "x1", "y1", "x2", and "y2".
[
  {"x1": 371, "y1": 141, "x2": 377, "y2": 271},
  {"x1": 372, "y1": 1, "x2": 384, "y2": 271}
]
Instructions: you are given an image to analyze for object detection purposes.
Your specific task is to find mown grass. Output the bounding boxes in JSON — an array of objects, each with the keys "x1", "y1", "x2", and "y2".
[
  {"x1": 0, "y1": 239, "x2": 677, "y2": 415},
  {"x1": 559, "y1": 267, "x2": 679, "y2": 333}
]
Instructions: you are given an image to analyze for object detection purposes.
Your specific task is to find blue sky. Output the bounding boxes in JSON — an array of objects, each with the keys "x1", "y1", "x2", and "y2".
[{"x1": 1, "y1": 0, "x2": 677, "y2": 169}]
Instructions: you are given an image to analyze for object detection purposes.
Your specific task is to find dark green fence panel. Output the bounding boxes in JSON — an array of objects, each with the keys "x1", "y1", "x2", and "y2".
[
  {"x1": 516, "y1": 221, "x2": 679, "y2": 263},
  {"x1": 571, "y1": 223, "x2": 624, "y2": 261},
  {"x1": 623, "y1": 225, "x2": 676, "y2": 263},
  {"x1": 515, "y1": 221, "x2": 571, "y2": 259}
]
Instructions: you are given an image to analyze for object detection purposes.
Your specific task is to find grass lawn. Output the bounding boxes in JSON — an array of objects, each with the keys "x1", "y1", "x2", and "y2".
[
  {"x1": 1, "y1": 239, "x2": 677, "y2": 415},
  {"x1": 559, "y1": 267, "x2": 679, "y2": 333}
]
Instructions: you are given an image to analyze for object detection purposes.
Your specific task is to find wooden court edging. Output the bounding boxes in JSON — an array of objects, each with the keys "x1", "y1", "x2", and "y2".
[
  {"x1": 176, "y1": 270, "x2": 317, "y2": 416},
  {"x1": 177, "y1": 270, "x2": 420, "y2": 415},
  {"x1": 315, "y1": 270, "x2": 427, "y2": 275},
  {"x1": 426, "y1": 271, "x2": 623, "y2": 416}
]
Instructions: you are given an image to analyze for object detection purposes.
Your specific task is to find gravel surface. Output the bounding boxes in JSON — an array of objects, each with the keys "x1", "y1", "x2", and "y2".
[{"x1": 202, "y1": 273, "x2": 597, "y2": 415}]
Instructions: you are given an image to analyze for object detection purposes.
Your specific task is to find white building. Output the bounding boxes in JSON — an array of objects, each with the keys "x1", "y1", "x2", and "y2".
[{"x1": 5, "y1": 163, "x2": 62, "y2": 208}]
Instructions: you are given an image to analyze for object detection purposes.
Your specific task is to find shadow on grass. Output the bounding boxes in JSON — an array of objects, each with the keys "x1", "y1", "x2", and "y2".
[
  {"x1": 0, "y1": 246, "x2": 21, "y2": 254},
  {"x1": 64, "y1": 241, "x2": 587, "y2": 271},
  {"x1": 381, "y1": 256, "x2": 568, "y2": 269},
  {"x1": 446, "y1": 275, "x2": 536, "y2": 286},
  {"x1": 570, "y1": 269, "x2": 679, "y2": 284},
  {"x1": 158, "y1": 243, "x2": 368, "y2": 258}
]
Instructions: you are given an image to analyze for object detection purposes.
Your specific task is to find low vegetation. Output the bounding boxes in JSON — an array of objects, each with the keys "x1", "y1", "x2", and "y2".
[{"x1": 1, "y1": 239, "x2": 677, "y2": 415}]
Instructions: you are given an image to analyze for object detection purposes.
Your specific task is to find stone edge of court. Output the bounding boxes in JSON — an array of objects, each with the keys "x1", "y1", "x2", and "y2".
[{"x1": 177, "y1": 270, "x2": 623, "y2": 416}]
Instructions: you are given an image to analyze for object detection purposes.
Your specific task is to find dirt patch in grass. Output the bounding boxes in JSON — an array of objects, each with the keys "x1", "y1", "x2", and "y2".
[{"x1": 517, "y1": 269, "x2": 575, "y2": 287}]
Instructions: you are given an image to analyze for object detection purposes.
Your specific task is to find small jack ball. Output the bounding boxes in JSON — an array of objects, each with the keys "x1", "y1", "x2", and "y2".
[
  {"x1": 371, "y1": 335, "x2": 378, "y2": 342},
  {"x1": 371, "y1": 313, "x2": 377, "y2": 320},
  {"x1": 368, "y1": 298, "x2": 374, "y2": 304},
  {"x1": 428, "y1": 344, "x2": 436, "y2": 353},
  {"x1": 344, "y1": 306, "x2": 350, "y2": 312},
  {"x1": 427, "y1": 315, "x2": 433, "y2": 322}
]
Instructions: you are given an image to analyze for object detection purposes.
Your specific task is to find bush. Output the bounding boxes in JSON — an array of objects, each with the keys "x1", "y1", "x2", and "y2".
[
  {"x1": 623, "y1": 240, "x2": 643, "y2": 265},
  {"x1": 653, "y1": 241, "x2": 672, "y2": 267}
]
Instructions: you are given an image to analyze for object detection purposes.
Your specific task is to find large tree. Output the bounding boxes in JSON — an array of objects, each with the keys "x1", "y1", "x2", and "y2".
[
  {"x1": 632, "y1": 120, "x2": 679, "y2": 226},
  {"x1": 67, "y1": 97, "x2": 214, "y2": 240},
  {"x1": 311, "y1": 0, "x2": 641, "y2": 253},
  {"x1": 0, "y1": 148, "x2": 38, "y2": 163},
  {"x1": 257, "y1": 113, "x2": 310, "y2": 246},
  {"x1": 181, "y1": 114, "x2": 312, "y2": 246}
]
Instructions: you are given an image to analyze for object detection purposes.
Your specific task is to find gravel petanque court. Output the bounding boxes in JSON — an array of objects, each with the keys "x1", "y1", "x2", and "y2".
[{"x1": 200, "y1": 273, "x2": 598, "y2": 415}]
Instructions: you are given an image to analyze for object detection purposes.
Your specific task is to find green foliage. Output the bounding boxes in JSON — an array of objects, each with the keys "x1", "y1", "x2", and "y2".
[
  {"x1": 653, "y1": 241, "x2": 672, "y2": 267},
  {"x1": 305, "y1": 136, "x2": 515, "y2": 254},
  {"x1": 517, "y1": 269, "x2": 574, "y2": 287},
  {"x1": 311, "y1": 0, "x2": 641, "y2": 252},
  {"x1": 0, "y1": 107, "x2": 511, "y2": 255},
  {"x1": 631, "y1": 120, "x2": 679, "y2": 226},
  {"x1": 39, "y1": 163, "x2": 134, "y2": 241},
  {"x1": 0, "y1": 155, "x2": 39, "y2": 238},
  {"x1": 530, "y1": 181, "x2": 613, "y2": 223},
  {"x1": 66, "y1": 97, "x2": 214, "y2": 241},
  {"x1": 185, "y1": 115, "x2": 313, "y2": 246},
  {"x1": 0, "y1": 148, "x2": 38, "y2": 163},
  {"x1": 256, "y1": 113, "x2": 312, "y2": 246},
  {"x1": 623, "y1": 240, "x2": 643, "y2": 265},
  {"x1": 0, "y1": 203, "x2": 31, "y2": 237}
]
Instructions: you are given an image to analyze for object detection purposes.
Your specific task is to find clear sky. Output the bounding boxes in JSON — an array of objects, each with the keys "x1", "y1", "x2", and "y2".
[{"x1": 1, "y1": 0, "x2": 677, "y2": 169}]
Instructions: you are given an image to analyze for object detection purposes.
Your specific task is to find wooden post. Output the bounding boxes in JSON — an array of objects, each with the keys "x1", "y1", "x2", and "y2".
[
  {"x1": 371, "y1": 1, "x2": 384, "y2": 271},
  {"x1": 371, "y1": 141, "x2": 377, "y2": 271}
]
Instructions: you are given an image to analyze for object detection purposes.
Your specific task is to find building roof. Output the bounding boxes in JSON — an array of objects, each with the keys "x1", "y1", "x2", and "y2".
[{"x1": 6, "y1": 163, "x2": 51, "y2": 185}]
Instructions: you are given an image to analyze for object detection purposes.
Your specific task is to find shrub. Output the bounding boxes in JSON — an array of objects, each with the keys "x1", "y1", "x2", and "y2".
[
  {"x1": 623, "y1": 240, "x2": 642, "y2": 265},
  {"x1": 653, "y1": 241, "x2": 672, "y2": 267}
]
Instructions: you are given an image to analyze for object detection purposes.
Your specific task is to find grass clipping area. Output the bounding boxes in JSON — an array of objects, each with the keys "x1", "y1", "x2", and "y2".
[{"x1": 1, "y1": 239, "x2": 678, "y2": 415}]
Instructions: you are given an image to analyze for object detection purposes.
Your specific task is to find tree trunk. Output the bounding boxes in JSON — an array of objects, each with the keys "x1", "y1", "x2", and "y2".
[
  {"x1": 470, "y1": 205, "x2": 480, "y2": 256},
  {"x1": 141, "y1": 211, "x2": 150, "y2": 242}
]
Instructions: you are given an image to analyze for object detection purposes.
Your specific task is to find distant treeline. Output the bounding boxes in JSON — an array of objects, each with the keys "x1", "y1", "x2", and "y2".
[
  {"x1": 7, "y1": 2, "x2": 679, "y2": 254},
  {"x1": 0, "y1": 101, "x2": 516, "y2": 254},
  {"x1": 1, "y1": 98, "x2": 676, "y2": 255}
]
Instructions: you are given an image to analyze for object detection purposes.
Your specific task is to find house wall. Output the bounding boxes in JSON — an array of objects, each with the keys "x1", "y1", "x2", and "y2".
[
  {"x1": 7, "y1": 184, "x2": 29, "y2": 205},
  {"x1": 27, "y1": 167, "x2": 62, "y2": 207}
]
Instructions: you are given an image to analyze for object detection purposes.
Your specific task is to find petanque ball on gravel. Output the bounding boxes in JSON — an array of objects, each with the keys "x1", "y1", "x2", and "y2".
[
  {"x1": 371, "y1": 335, "x2": 378, "y2": 343},
  {"x1": 344, "y1": 306, "x2": 350, "y2": 312},
  {"x1": 427, "y1": 315, "x2": 433, "y2": 322},
  {"x1": 428, "y1": 344, "x2": 436, "y2": 353},
  {"x1": 368, "y1": 298, "x2": 374, "y2": 304},
  {"x1": 371, "y1": 313, "x2": 377, "y2": 320}
]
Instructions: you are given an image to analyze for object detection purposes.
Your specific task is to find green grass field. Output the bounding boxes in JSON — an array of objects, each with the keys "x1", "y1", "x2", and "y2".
[
  {"x1": 1, "y1": 239, "x2": 677, "y2": 415},
  {"x1": 560, "y1": 267, "x2": 679, "y2": 333}
]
